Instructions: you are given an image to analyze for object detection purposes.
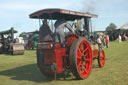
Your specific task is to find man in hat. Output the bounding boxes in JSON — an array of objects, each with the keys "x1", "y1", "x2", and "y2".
[{"x1": 39, "y1": 19, "x2": 53, "y2": 42}]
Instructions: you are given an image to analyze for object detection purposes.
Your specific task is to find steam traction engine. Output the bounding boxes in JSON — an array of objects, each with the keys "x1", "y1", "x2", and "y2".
[
  {"x1": 30, "y1": 9, "x2": 105, "y2": 79},
  {"x1": 0, "y1": 28, "x2": 24, "y2": 55}
]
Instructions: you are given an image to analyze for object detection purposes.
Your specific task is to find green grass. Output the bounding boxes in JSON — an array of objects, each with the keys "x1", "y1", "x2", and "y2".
[{"x1": 0, "y1": 41, "x2": 128, "y2": 85}]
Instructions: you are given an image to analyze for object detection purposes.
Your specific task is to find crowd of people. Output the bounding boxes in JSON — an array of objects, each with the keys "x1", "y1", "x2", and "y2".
[
  {"x1": 118, "y1": 33, "x2": 128, "y2": 43},
  {"x1": 97, "y1": 33, "x2": 128, "y2": 49},
  {"x1": 97, "y1": 34, "x2": 109, "y2": 48}
]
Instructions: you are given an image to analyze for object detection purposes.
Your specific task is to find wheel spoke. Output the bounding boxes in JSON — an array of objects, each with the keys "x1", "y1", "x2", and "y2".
[
  {"x1": 81, "y1": 47, "x2": 88, "y2": 55},
  {"x1": 78, "y1": 62, "x2": 83, "y2": 73},
  {"x1": 100, "y1": 56, "x2": 103, "y2": 60},
  {"x1": 78, "y1": 48, "x2": 82, "y2": 54},
  {"x1": 86, "y1": 59, "x2": 90, "y2": 62},
  {"x1": 100, "y1": 56, "x2": 104, "y2": 60},
  {"x1": 85, "y1": 52, "x2": 88, "y2": 56},
  {"x1": 84, "y1": 68, "x2": 88, "y2": 73},
  {"x1": 81, "y1": 64, "x2": 85, "y2": 71},
  {"x1": 77, "y1": 61, "x2": 82, "y2": 68},
  {"x1": 81, "y1": 63, "x2": 88, "y2": 73}
]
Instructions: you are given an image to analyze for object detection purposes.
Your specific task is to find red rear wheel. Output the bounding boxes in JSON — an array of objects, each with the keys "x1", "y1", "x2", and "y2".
[
  {"x1": 98, "y1": 49, "x2": 105, "y2": 67},
  {"x1": 69, "y1": 39, "x2": 93, "y2": 79}
]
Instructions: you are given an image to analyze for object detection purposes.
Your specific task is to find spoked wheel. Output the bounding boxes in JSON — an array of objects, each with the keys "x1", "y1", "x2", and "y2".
[
  {"x1": 98, "y1": 49, "x2": 105, "y2": 68},
  {"x1": 69, "y1": 39, "x2": 93, "y2": 79}
]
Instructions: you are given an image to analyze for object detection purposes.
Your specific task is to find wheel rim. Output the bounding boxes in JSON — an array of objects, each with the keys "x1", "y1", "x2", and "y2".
[
  {"x1": 76, "y1": 40, "x2": 92, "y2": 78},
  {"x1": 99, "y1": 50, "x2": 105, "y2": 67}
]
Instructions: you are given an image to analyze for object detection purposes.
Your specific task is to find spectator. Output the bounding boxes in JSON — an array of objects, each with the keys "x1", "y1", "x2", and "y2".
[
  {"x1": 118, "y1": 34, "x2": 122, "y2": 43},
  {"x1": 97, "y1": 35, "x2": 102, "y2": 49},
  {"x1": 106, "y1": 35, "x2": 109, "y2": 48}
]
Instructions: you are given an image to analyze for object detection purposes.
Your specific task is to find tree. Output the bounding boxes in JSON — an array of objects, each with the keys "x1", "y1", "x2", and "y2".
[
  {"x1": 19, "y1": 32, "x2": 26, "y2": 37},
  {"x1": 106, "y1": 23, "x2": 117, "y2": 32}
]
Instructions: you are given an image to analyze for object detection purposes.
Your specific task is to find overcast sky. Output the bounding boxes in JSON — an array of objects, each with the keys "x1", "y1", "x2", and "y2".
[{"x1": 0, "y1": 0, "x2": 128, "y2": 34}]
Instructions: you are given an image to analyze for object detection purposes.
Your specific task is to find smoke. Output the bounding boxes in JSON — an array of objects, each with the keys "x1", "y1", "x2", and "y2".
[
  {"x1": 120, "y1": 22, "x2": 128, "y2": 29},
  {"x1": 80, "y1": 0, "x2": 97, "y2": 13},
  {"x1": 79, "y1": 0, "x2": 99, "y2": 32}
]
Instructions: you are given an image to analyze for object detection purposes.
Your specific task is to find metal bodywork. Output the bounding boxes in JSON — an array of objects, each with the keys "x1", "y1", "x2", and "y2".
[
  {"x1": 0, "y1": 28, "x2": 24, "y2": 55},
  {"x1": 30, "y1": 8, "x2": 105, "y2": 79}
]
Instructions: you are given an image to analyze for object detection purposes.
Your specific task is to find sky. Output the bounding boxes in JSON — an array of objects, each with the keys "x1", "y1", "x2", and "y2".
[{"x1": 0, "y1": 0, "x2": 128, "y2": 34}]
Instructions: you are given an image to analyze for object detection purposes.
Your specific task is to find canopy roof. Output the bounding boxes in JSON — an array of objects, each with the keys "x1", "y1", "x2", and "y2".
[
  {"x1": 30, "y1": 8, "x2": 98, "y2": 20},
  {"x1": 25, "y1": 30, "x2": 39, "y2": 34},
  {"x1": 22, "y1": 30, "x2": 39, "y2": 35},
  {"x1": 0, "y1": 29, "x2": 17, "y2": 35}
]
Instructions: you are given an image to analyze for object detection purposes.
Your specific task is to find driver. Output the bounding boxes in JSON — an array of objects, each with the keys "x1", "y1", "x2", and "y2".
[
  {"x1": 39, "y1": 19, "x2": 53, "y2": 42},
  {"x1": 54, "y1": 19, "x2": 74, "y2": 45}
]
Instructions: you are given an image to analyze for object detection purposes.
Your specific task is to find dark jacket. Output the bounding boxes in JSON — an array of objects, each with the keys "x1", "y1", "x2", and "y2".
[{"x1": 39, "y1": 24, "x2": 53, "y2": 42}]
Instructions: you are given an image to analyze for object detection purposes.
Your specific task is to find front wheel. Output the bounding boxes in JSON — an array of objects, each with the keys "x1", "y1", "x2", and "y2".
[{"x1": 98, "y1": 49, "x2": 105, "y2": 68}]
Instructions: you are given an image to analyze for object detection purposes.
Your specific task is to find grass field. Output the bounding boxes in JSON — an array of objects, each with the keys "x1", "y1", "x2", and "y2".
[{"x1": 0, "y1": 41, "x2": 128, "y2": 85}]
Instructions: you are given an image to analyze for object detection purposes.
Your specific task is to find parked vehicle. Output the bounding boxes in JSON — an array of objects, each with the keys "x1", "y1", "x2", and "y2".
[
  {"x1": 0, "y1": 28, "x2": 24, "y2": 55},
  {"x1": 20, "y1": 31, "x2": 39, "y2": 50}
]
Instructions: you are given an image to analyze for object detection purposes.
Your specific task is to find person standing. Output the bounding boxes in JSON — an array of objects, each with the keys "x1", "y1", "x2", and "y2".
[
  {"x1": 39, "y1": 19, "x2": 53, "y2": 42},
  {"x1": 54, "y1": 19, "x2": 74, "y2": 45},
  {"x1": 97, "y1": 35, "x2": 102, "y2": 49},
  {"x1": 118, "y1": 34, "x2": 122, "y2": 43},
  {"x1": 106, "y1": 35, "x2": 109, "y2": 48}
]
